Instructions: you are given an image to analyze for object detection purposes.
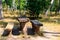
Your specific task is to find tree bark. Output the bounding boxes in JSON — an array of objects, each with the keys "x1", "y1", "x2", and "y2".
[
  {"x1": 45, "y1": 0, "x2": 54, "y2": 16},
  {"x1": 0, "y1": 0, "x2": 2, "y2": 19}
]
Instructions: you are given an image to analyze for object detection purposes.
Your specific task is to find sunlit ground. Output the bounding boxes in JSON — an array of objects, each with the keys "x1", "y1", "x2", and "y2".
[
  {"x1": 43, "y1": 22, "x2": 60, "y2": 32},
  {"x1": 0, "y1": 18, "x2": 60, "y2": 40}
]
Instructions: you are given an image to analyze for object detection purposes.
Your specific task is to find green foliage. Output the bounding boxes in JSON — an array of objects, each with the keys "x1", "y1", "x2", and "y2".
[
  {"x1": 2, "y1": 0, "x2": 50, "y2": 11},
  {"x1": 15, "y1": 0, "x2": 20, "y2": 9},
  {"x1": 27, "y1": 0, "x2": 50, "y2": 17},
  {"x1": 20, "y1": 0, "x2": 27, "y2": 10},
  {"x1": 5, "y1": 0, "x2": 12, "y2": 7},
  {"x1": 2, "y1": 0, "x2": 27, "y2": 10},
  {"x1": 2, "y1": 0, "x2": 5, "y2": 2},
  {"x1": 2, "y1": 0, "x2": 59, "y2": 16},
  {"x1": 50, "y1": 0, "x2": 59, "y2": 11},
  {"x1": 2, "y1": 0, "x2": 5, "y2": 8}
]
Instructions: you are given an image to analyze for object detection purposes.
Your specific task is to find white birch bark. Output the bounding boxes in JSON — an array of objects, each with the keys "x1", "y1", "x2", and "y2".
[{"x1": 45, "y1": 0, "x2": 54, "y2": 16}]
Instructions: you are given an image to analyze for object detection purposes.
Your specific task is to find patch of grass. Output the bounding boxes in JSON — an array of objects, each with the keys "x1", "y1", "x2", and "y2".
[
  {"x1": 39, "y1": 17, "x2": 50, "y2": 22},
  {"x1": 39, "y1": 17, "x2": 60, "y2": 24},
  {"x1": 0, "y1": 21, "x2": 7, "y2": 28}
]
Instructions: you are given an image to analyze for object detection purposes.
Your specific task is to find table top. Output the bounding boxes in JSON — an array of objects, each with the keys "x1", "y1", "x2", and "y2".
[{"x1": 18, "y1": 18, "x2": 30, "y2": 22}]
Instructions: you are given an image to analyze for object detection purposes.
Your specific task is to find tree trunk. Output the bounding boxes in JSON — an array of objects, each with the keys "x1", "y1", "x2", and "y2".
[
  {"x1": 0, "y1": 0, "x2": 2, "y2": 19},
  {"x1": 55, "y1": 0, "x2": 60, "y2": 15},
  {"x1": 45, "y1": 0, "x2": 54, "y2": 16},
  {"x1": 12, "y1": 0, "x2": 17, "y2": 9}
]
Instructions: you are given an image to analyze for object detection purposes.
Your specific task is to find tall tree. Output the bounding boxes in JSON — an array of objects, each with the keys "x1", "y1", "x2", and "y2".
[
  {"x1": 45, "y1": 0, "x2": 54, "y2": 16},
  {"x1": 12, "y1": 0, "x2": 17, "y2": 9}
]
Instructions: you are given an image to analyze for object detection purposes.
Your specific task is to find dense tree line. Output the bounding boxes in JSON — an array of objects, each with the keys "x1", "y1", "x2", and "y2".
[
  {"x1": 27, "y1": 0, "x2": 51, "y2": 17},
  {"x1": 2, "y1": 0, "x2": 60, "y2": 16}
]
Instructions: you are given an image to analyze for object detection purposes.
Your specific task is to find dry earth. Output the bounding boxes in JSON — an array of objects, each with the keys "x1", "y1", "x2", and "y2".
[{"x1": 0, "y1": 19, "x2": 60, "y2": 40}]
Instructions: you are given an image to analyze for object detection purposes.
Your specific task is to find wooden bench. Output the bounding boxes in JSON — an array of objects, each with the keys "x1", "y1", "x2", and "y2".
[
  {"x1": 5, "y1": 22, "x2": 14, "y2": 30},
  {"x1": 30, "y1": 20, "x2": 43, "y2": 33},
  {"x1": 2, "y1": 22, "x2": 14, "y2": 36}
]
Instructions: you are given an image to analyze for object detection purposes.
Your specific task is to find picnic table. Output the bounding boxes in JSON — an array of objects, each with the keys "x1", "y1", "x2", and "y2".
[
  {"x1": 18, "y1": 17, "x2": 30, "y2": 31},
  {"x1": 18, "y1": 17, "x2": 43, "y2": 35}
]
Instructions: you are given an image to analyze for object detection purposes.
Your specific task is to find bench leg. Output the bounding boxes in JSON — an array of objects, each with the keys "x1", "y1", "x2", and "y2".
[{"x1": 2, "y1": 29, "x2": 11, "y2": 36}]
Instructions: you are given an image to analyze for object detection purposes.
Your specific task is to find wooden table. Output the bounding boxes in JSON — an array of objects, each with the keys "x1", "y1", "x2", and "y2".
[
  {"x1": 18, "y1": 18, "x2": 30, "y2": 31},
  {"x1": 18, "y1": 18, "x2": 43, "y2": 35}
]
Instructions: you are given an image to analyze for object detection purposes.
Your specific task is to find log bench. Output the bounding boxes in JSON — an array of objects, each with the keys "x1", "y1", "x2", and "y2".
[
  {"x1": 30, "y1": 20, "x2": 43, "y2": 33},
  {"x1": 2, "y1": 22, "x2": 14, "y2": 36}
]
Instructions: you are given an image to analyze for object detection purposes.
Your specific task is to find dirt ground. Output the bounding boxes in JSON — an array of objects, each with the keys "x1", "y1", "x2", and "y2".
[
  {"x1": 0, "y1": 19, "x2": 60, "y2": 40},
  {"x1": 6, "y1": 22, "x2": 60, "y2": 40}
]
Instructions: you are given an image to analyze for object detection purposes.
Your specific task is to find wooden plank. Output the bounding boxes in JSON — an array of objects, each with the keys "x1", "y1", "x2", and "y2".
[
  {"x1": 2, "y1": 22, "x2": 14, "y2": 36},
  {"x1": 18, "y1": 18, "x2": 29, "y2": 22},
  {"x1": 5, "y1": 22, "x2": 14, "y2": 30},
  {"x1": 31, "y1": 20, "x2": 43, "y2": 27}
]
